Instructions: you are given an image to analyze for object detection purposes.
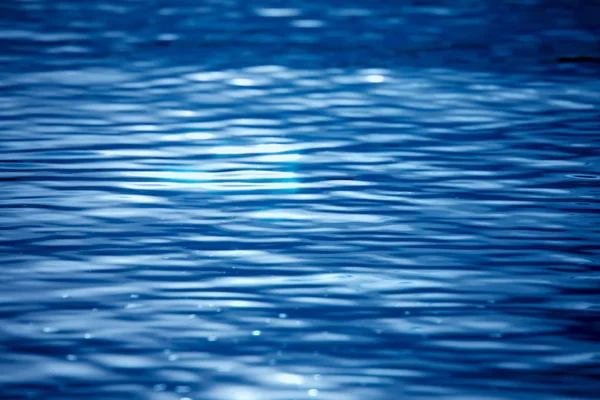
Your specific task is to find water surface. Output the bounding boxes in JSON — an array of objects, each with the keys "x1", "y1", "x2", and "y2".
[{"x1": 1, "y1": 1, "x2": 599, "y2": 399}]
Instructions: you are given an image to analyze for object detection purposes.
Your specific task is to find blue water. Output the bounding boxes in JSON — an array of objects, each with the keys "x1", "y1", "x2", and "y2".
[{"x1": 1, "y1": 1, "x2": 600, "y2": 399}]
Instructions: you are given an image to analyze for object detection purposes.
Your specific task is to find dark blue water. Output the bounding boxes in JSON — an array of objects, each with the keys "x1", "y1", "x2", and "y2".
[{"x1": 1, "y1": 1, "x2": 600, "y2": 399}]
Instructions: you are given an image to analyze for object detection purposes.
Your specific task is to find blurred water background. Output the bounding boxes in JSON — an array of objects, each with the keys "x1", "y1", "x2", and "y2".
[{"x1": 1, "y1": 0, "x2": 600, "y2": 399}]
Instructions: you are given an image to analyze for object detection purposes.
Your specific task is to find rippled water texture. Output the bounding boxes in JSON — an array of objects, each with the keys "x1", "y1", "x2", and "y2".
[{"x1": 1, "y1": 0, "x2": 600, "y2": 399}]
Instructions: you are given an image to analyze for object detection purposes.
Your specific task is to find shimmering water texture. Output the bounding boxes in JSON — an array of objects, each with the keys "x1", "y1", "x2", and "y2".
[{"x1": 1, "y1": 1, "x2": 600, "y2": 399}]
